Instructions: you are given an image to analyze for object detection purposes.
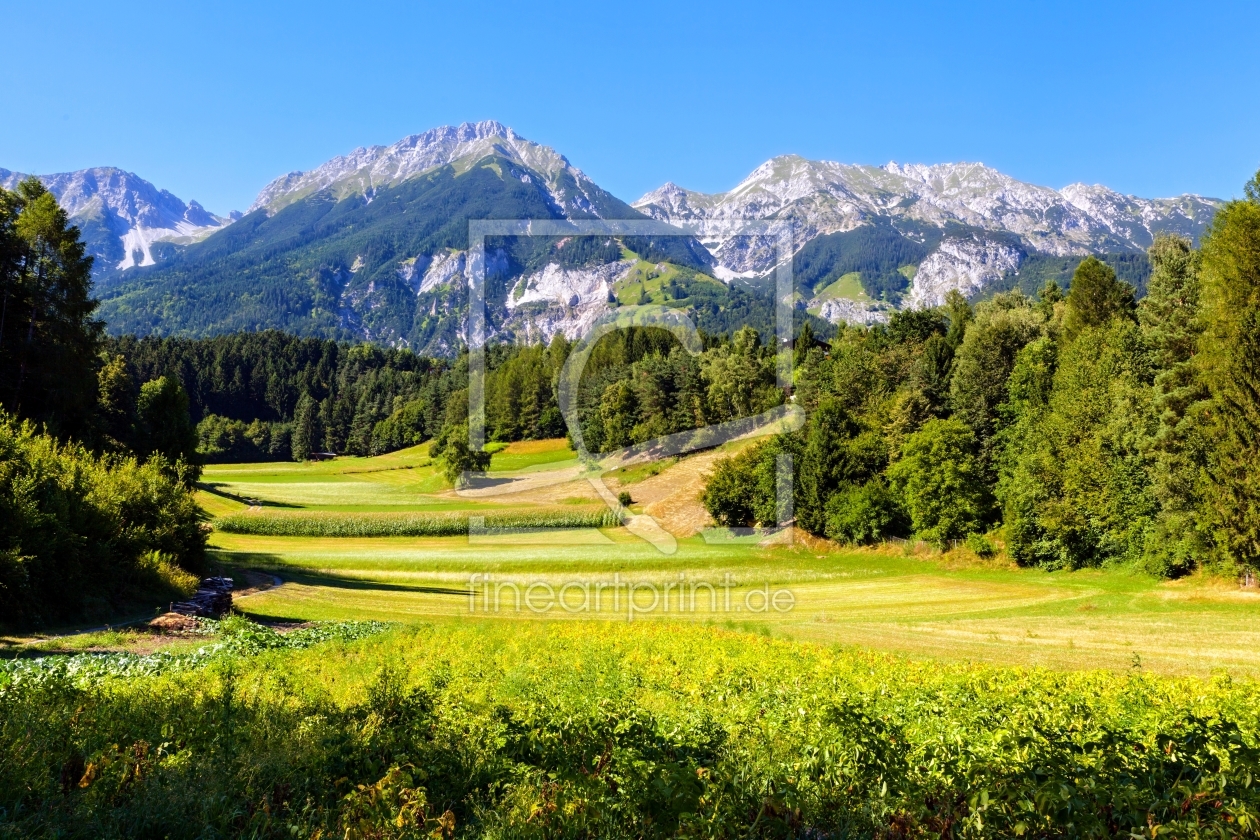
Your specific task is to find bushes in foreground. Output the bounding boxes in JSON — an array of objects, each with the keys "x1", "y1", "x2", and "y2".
[
  {"x1": 0, "y1": 412, "x2": 207, "y2": 629},
  {"x1": 2, "y1": 620, "x2": 1259, "y2": 837}
]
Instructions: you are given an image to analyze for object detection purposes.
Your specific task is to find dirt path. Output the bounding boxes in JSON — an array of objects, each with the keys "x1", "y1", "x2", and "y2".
[{"x1": 605, "y1": 448, "x2": 734, "y2": 537}]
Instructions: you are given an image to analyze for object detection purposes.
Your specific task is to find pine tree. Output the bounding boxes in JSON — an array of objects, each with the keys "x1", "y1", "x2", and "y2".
[
  {"x1": 1138, "y1": 234, "x2": 1213, "y2": 575},
  {"x1": 291, "y1": 392, "x2": 318, "y2": 461},
  {"x1": 0, "y1": 179, "x2": 101, "y2": 438},
  {"x1": 1199, "y1": 175, "x2": 1260, "y2": 568}
]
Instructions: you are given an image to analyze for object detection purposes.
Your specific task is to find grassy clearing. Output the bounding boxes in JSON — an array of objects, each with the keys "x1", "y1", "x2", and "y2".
[
  {"x1": 5, "y1": 620, "x2": 1260, "y2": 837},
  {"x1": 214, "y1": 530, "x2": 1260, "y2": 676},
  {"x1": 811, "y1": 270, "x2": 869, "y2": 303},
  {"x1": 193, "y1": 446, "x2": 1260, "y2": 677},
  {"x1": 487, "y1": 438, "x2": 577, "y2": 472}
]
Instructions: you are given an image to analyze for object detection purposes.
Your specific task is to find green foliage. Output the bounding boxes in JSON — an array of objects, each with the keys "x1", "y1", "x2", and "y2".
[
  {"x1": 792, "y1": 219, "x2": 939, "y2": 302},
  {"x1": 1000, "y1": 321, "x2": 1158, "y2": 569},
  {"x1": 701, "y1": 443, "x2": 762, "y2": 528},
  {"x1": 0, "y1": 411, "x2": 206, "y2": 629},
  {"x1": 197, "y1": 414, "x2": 292, "y2": 462},
  {"x1": 0, "y1": 180, "x2": 102, "y2": 440},
  {"x1": 701, "y1": 437, "x2": 798, "y2": 529},
  {"x1": 888, "y1": 418, "x2": 990, "y2": 546},
  {"x1": 290, "y1": 391, "x2": 318, "y2": 461},
  {"x1": 3, "y1": 621, "x2": 1260, "y2": 837},
  {"x1": 1062, "y1": 256, "x2": 1137, "y2": 341},
  {"x1": 1199, "y1": 186, "x2": 1260, "y2": 568},
  {"x1": 824, "y1": 479, "x2": 906, "y2": 544},
  {"x1": 134, "y1": 375, "x2": 200, "y2": 481},
  {"x1": 1139, "y1": 235, "x2": 1214, "y2": 576},
  {"x1": 433, "y1": 422, "x2": 491, "y2": 487},
  {"x1": 796, "y1": 399, "x2": 887, "y2": 534}
]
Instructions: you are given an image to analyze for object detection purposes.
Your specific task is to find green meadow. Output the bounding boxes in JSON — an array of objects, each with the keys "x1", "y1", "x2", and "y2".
[
  {"x1": 189, "y1": 443, "x2": 1260, "y2": 678},
  {"x1": 8, "y1": 443, "x2": 1260, "y2": 836}
]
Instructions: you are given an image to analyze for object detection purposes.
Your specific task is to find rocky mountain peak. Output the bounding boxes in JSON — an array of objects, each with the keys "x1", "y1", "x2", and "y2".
[
  {"x1": 247, "y1": 121, "x2": 587, "y2": 216},
  {"x1": 0, "y1": 165, "x2": 233, "y2": 276}
]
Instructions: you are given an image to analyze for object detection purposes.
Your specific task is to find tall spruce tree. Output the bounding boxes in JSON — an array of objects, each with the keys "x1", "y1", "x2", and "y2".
[
  {"x1": 1199, "y1": 173, "x2": 1260, "y2": 568},
  {"x1": 0, "y1": 179, "x2": 101, "y2": 438},
  {"x1": 1138, "y1": 235, "x2": 1214, "y2": 574}
]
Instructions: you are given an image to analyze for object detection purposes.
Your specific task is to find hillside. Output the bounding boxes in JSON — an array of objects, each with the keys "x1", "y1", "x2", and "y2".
[{"x1": 79, "y1": 122, "x2": 1223, "y2": 344}]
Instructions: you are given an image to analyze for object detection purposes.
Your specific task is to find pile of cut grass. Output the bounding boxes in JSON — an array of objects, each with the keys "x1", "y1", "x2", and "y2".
[{"x1": 214, "y1": 507, "x2": 619, "y2": 537}]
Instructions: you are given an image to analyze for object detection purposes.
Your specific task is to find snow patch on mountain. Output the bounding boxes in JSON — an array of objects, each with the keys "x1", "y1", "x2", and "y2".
[
  {"x1": 0, "y1": 166, "x2": 233, "y2": 273},
  {"x1": 905, "y1": 237, "x2": 1023, "y2": 309}
]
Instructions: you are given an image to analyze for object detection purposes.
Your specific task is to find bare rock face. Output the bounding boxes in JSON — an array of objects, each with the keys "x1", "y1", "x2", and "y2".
[
  {"x1": 905, "y1": 237, "x2": 1024, "y2": 309},
  {"x1": 816, "y1": 297, "x2": 891, "y2": 326},
  {"x1": 502, "y1": 260, "x2": 633, "y2": 342},
  {"x1": 634, "y1": 155, "x2": 1221, "y2": 296},
  {"x1": 248, "y1": 120, "x2": 611, "y2": 220},
  {"x1": 0, "y1": 166, "x2": 234, "y2": 276}
]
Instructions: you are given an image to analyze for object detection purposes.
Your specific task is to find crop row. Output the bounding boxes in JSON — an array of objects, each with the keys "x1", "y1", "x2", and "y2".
[{"x1": 213, "y1": 508, "x2": 621, "y2": 537}]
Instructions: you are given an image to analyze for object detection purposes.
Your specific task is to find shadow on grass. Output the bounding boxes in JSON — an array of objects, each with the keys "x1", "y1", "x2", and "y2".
[
  {"x1": 213, "y1": 552, "x2": 471, "y2": 599},
  {"x1": 197, "y1": 482, "x2": 302, "y2": 509}
]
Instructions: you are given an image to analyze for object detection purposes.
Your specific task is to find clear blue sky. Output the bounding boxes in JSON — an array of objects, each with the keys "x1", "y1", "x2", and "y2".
[{"x1": 3, "y1": 0, "x2": 1257, "y2": 215}]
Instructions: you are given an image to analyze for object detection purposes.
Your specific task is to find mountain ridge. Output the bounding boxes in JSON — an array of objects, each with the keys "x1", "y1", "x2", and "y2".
[
  {"x1": 8, "y1": 121, "x2": 1224, "y2": 343},
  {"x1": 0, "y1": 166, "x2": 235, "y2": 279}
]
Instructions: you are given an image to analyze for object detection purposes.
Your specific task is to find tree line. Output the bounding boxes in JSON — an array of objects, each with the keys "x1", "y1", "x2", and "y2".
[{"x1": 704, "y1": 170, "x2": 1260, "y2": 576}]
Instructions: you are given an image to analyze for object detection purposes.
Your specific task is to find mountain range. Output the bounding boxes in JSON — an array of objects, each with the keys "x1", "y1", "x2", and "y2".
[
  {"x1": 3, "y1": 121, "x2": 1221, "y2": 349},
  {"x1": 0, "y1": 167, "x2": 236, "y2": 280}
]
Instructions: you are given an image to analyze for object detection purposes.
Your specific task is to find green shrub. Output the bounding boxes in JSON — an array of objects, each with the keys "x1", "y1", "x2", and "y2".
[
  {"x1": 2, "y1": 621, "x2": 1259, "y2": 837},
  {"x1": 824, "y1": 479, "x2": 906, "y2": 544},
  {"x1": 0, "y1": 411, "x2": 207, "y2": 629},
  {"x1": 966, "y1": 532, "x2": 997, "y2": 557}
]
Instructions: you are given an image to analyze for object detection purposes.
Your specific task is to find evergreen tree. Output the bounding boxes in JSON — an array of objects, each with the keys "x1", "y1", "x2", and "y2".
[
  {"x1": 796, "y1": 399, "x2": 887, "y2": 535},
  {"x1": 949, "y1": 292, "x2": 1043, "y2": 464},
  {"x1": 1138, "y1": 235, "x2": 1213, "y2": 574},
  {"x1": 1062, "y1": 257, "x2": 1136, "y2": 341},
  {"x1": 291, "y1": 392, "x2": 318, "y2": 461},
  {"x1": 1199, "y1": 176, "x2": 1260, "y2": 568},
  {"x1": 97, "y1": 353, "x2": 137, "y2": 449},
  {"x1": 0, "y1": 179, "x2": 101, "y2": 438}
]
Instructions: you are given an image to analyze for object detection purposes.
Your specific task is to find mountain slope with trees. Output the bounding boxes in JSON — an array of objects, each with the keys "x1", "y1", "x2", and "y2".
[{"x1": 701, "y1": 169, "x2": 1260, "y2": 578}]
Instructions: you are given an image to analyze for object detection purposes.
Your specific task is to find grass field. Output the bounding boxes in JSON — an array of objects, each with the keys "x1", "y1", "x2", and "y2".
[
  {"x1": 10, "y1": 443, "x2": 1260, "y2": 836},
  {"x1": 188, "y1": 443, "x2": 1260, "y2": 678}
]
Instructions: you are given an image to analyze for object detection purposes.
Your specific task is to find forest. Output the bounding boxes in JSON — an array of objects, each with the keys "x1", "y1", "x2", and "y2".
[{"x1": 705, "y1": 171, "x2": 1260, "y2": 576}]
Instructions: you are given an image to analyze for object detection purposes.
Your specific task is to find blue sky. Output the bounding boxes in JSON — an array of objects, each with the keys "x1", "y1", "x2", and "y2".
[{"x1": 2, "y1": 0, "x2": 1257, "y2": 215}]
